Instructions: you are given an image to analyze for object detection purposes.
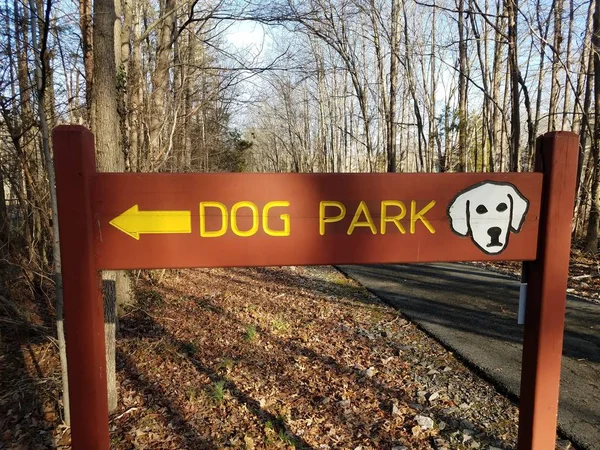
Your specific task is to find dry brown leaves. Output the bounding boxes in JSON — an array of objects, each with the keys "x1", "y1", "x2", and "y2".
[
  {"x1": 473, "y1": 248, "x2": 600, "y2": 303},
  {"x1": 0, "y1": 271, "x2": 66, "y2": 450},
  {"x1": 107, "y1": 266, "x2": 524, "y2": 449},
  {"x1": 2, "y1": 265, "x2": 575, "y2": 449}
]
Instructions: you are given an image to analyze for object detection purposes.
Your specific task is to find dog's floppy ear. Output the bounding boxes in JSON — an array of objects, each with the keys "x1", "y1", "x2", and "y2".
[
  {"x1": 448, "y1": 191, "x2": 470, "y2": 236},
  {"x1": 508, "y1": 186, "x2": 529, "y2": 232}
]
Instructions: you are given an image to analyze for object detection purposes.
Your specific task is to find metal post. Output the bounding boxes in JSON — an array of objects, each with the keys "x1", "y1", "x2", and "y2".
[
  {"x1": 53, "y1": 125, "x2": 110, "y2": 449},
  {"x1": 517, "y1": 132, "x2": 579, "y2": 449},
  {"x1": 518, "y1": 263, "x2": 528, "y2": 325}
]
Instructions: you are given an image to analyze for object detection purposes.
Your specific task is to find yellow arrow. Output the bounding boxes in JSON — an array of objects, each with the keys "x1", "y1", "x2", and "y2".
[{"x1": 109, "y1": 205, "x2": 192, "y2": 240}]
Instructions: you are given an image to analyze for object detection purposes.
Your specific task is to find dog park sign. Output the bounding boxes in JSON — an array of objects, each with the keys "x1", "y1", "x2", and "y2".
[{"x1": 53, "y1": 126, "x2": 578, "y2": 450}]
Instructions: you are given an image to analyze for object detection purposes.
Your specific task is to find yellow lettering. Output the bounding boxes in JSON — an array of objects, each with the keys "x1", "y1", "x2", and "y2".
[
  {"x1": 347, "y1": 201, "x2": 377, "y2": 235},
  {"x1": 380, "y1": 200, "x2": 406, "y2": 234},
  {"x1": 410, "y1": 200, "x2": 436, "y2": 234},
  {"x1": 263, "y1": 201, "x2": 291, "y2": 236},
  {"x1": 231, "y1": 201, "x2": 259, "y2": 237},
  {"x1": 319, "y1": 201, "x2": 346, "y2": 235},
  {"x1": 200, "y1": 202, "x2": 228, "y2": 237}
]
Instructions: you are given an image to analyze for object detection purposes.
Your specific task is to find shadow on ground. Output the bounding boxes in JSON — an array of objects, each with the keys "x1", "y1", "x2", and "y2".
[
  {"x1": 0, "y1": 280, "x2": 62, "y2": 448},
  {"x1": 112, "y1": 266, "x2": 522, "y2": 449}
]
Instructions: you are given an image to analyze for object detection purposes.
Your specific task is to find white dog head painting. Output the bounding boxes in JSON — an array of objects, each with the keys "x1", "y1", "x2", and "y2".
[{"x1": 447, "y1": 181, "x2": 529, "y2": 255}]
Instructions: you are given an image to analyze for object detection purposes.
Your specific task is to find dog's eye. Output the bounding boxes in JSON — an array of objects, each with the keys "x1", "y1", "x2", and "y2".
[
  {"x1": 496, "y1": 203, "x2": 508, "y2": 212},
  {"x1": 476, "y1": 205, "x2": 488, "y2": 214}
]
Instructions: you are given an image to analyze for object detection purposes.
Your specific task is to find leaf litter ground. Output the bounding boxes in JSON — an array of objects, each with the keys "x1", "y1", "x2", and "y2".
[
  {"x1": 109, "y1": 266, "x2": 542, "y2": 449},
  {"x1": 473, "y1": 248, "x2": 600, "y2": 304},
  {"x1": 1, "y1": 266, "x2": 576, "y2": 449}
]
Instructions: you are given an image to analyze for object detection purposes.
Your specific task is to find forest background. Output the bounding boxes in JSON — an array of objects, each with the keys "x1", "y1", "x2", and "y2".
[{"x1": 0, "y1": 0, "x2": 598, "y2": 433}]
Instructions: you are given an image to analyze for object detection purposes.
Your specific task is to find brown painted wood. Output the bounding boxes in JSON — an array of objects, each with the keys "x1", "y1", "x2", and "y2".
[
  {"x1": 91, "y1": 172, "x2": 543, "y2": 270},
  {"x1": 518, "y1": 132, "x2": 579, "y2": 449},
  {"x1": 53, "y1": 126, "x2": 110, "y2": 449},
  {"x1": 54, "y1": 125, "x2": 577, "y2": 449}
]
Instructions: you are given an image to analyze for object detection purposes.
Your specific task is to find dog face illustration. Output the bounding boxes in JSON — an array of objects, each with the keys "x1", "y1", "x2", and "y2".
[{"x1": 447, "y1": 181, "x2": 529, "y2": 254}]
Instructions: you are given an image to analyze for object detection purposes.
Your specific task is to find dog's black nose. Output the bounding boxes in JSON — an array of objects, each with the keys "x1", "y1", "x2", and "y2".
[
  {"x1": 487, "y1": 227, "x2": 502, "y2": 247},
  {"x1": 488, "y1": 227, "x2": 501, "y2": 238}
]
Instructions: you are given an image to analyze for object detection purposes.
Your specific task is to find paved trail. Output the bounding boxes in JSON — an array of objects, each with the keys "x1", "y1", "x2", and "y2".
[{"x1": 339, "y1": 263, "x2": 600, "y2": 450}]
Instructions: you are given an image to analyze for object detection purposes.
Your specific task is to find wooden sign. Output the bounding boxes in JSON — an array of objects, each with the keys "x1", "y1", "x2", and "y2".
[
  {"x1": 52, "y1": 126, "x2": 579, "y2": 450},
  {"x1": 92, "y1": 172, "x2": 543, "y2": 269}
]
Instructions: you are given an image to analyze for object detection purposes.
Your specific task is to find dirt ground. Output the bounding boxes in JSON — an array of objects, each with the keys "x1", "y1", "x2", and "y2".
[{"x1": 0, "y1": 265, "x2": 579, "y2": 449}]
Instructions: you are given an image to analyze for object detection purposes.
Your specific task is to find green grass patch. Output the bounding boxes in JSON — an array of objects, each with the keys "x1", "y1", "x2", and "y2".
[
  {"x1": 187, "y1": 387, "x2": 199, "y2": 402},
  {"x1": 208, "y1": 380, "x2": 226, "y2": 403},
  {"x1": 217, "y1": 357, "x2": 236, "y2": 372},
  {"x1": 278, "y1": 429, "x2": 296, "y2": 446},
  {"x1": 271, "y1": 318, "x2": 289, "y2": 333},
  {"x1": 244, "y1": 325, "x2": 258, "y2": 342}
]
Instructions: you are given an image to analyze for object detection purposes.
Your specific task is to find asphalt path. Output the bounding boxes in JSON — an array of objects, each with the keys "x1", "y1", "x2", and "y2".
[{"x1": 338, "y1": 263, "x2": 600, "y2": 450}]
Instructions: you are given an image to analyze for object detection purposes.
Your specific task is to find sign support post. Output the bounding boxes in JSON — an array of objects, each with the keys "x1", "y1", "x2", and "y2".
[
  {"x1": 53, "y1": 125, "x2": 110, "y2": 449},
  {"x1": 518, "y1": 132, "x2": 579, "y2": 449},
  {"x1": 51, "y1": 125, "x2": 577, "y2": 449}
]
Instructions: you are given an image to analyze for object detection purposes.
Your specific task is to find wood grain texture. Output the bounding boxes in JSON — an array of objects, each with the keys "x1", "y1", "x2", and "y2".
[
  {"x1": 518, "y1": 132, "x2": 579, "y2": 450},
  {"x1": 91, "y1": 172, "x2": 543, "y2": 270},
  {"x1": 53, "y1": 126, "x2": 110, "y2": 450}
]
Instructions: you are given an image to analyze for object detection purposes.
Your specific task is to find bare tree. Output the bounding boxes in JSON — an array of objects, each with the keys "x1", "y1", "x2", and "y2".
[
  {"x1": 548, "y1": 0, "x2": 564, "y2": 131},
  {"x1": 585, "y1": 0, "x2": 600, "y2": 253},
  {"x1": 507, "y1": 0, "x2": 520, "y2": 171},
  {"x1": 456, "y1": 0, "x2": 468, "y2": 171},
  {"x1": 91, "y1": 0, "x2": 129, "y2": 413}
]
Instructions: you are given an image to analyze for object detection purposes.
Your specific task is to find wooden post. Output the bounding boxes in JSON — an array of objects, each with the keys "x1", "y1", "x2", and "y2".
[
  {"x1": 518, "y1": 132, "x2": 579, "y2": 449},
  {"x1": 53, "y1": 126, "x2": 110, "y2": 449}
]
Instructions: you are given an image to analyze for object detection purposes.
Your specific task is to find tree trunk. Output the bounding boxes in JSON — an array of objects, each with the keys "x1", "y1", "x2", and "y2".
[
  {"x1": 129, "y1": 0, "x2": 142, "y2": 171},
  {"x1": 27, "y1": 0, "x2": 69, "y2": 424},
  {"x1": 0, "y1": 169, "x2": 7, "y2": 244},
  {"x1": 533, "y1": 2, "x2": 552, "y2": 164},
  {"x1": 14, "y1": 0, "x2": 36, "y2": 265},
  {"x1": 561, "y1": 0, "x2": 574, "y2": 129},
  {"x1": 387, "y1": 0, "x2": 400, "y2": 172},
  {"x1": 490, "y1": 1, "x2": 506, "y2": 173},
  {"x1": 148, "y1": 0, "x2": 175, "y2": 166},
  {"x1": 548, "y1": 0, "x2": 564, "y2": 131},
  {"x1": 430, "y1": 6, "x2": 441, "y2": 171},
  {"x1": 572, "y1": 0, "x2": 594, "y2": 133},
  {"x1": 573, "y1": 4, "x2": 595, "y2": 235},
  {"x1": 507, "y1": 0, "x2": 520, "y2": 171},
  {"x1": 457, "y1": 0, "x2": 468, "y2": 172},
  {"x1": 444, "y1": 96, "x2": 451, "y2": 171},
  {"x1": 401, "y1": 2, "x2": 425, "y2": 172},
  {"x1": 91, "y1": 0, "x2": 131, "y2": 413},
  {"x1": 574, "y1": 45, "x2": 593, "y2": 226},
  {"x1": 184, "y1": 26, "x2": 196, "y2": 170},
  {"x1": 585, "y1": 0, "x2": 600, "y2": 253},
  {"x1": 469, "y1": 0, "x2": 490, "y2": 172},
  {"x1": 79, "y1": 0, "x2": 93, "y2": 120}
]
